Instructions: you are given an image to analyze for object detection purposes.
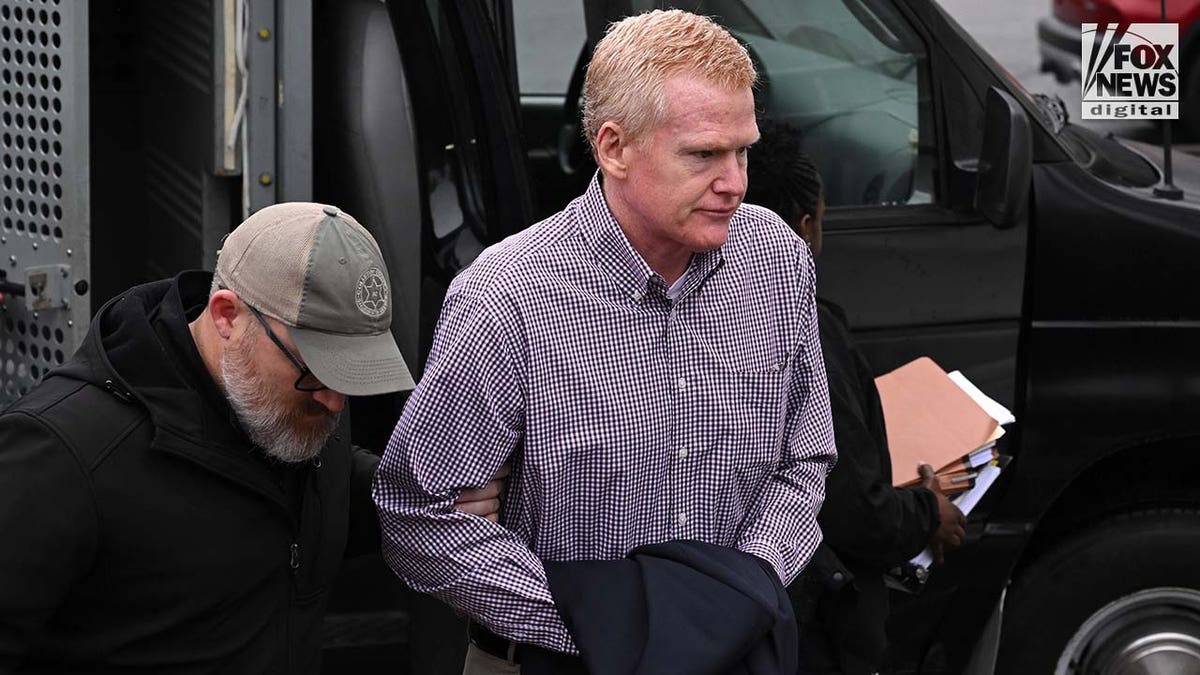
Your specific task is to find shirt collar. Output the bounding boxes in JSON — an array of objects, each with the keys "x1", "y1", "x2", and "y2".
[{"x1": 576, "y1": 172, "x2": 725, "y2": 304}]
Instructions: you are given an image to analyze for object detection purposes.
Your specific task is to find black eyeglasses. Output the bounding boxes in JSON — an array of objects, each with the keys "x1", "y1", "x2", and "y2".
[{"x1": 244, "y1": 304, "x2": 327, "y2": 392}]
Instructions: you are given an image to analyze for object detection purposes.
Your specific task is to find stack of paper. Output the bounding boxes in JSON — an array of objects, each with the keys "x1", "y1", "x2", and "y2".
[
  {"x1": 873, "y1": 357, "x2": 1016, "y2": 571},
  {"x1": 875, "y1": 357, "x2": 1012, "y2": 496}
]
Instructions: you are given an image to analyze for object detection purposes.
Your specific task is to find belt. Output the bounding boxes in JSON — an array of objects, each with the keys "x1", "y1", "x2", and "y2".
[{"x1": 468, "y1": 621, "x2": 523, "y2": 664}]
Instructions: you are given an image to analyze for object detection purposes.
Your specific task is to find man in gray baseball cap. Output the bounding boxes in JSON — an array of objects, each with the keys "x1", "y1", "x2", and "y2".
[
  {"x1": 0, "y1": 202, "x2": 500, "y2": 673},
  {"x1": 215, "y1": 202, "x2": 415, "y2": 396},
  {"x1": 210, "y1": 202, "x2": 415, "y2": 462}
]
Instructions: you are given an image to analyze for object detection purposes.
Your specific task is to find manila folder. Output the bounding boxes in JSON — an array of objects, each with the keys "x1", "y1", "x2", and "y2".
[{"x1": 875, "y1": 357, "x2": 999, "y2": 486}]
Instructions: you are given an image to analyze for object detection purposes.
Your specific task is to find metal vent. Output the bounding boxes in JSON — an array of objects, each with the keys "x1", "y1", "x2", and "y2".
[{"x1": 0, "y1": 0, "x2": 88, "y2": 405}]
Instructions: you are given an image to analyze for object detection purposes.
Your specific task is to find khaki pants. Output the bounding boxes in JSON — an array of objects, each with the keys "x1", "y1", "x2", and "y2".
[{"x1": 462, "y1": 643, "x2": 521, "y2": 675}]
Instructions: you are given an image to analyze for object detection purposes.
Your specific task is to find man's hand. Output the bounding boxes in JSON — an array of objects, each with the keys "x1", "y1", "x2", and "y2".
[
  {"x1": 919, "y1": 463, "x2": 966, "y2": 565},
  {"x1": 454, "y1": 465, "x2": 511, "y2": 522}
]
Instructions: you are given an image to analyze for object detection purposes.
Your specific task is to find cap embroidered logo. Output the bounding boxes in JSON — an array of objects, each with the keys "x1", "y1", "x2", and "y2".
[{"x1": 355, "y1": 267, "x2": 388, "y2": 318}]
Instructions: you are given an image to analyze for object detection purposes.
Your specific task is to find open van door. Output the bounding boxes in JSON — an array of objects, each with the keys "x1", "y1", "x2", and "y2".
[
  {"x1": 315, "y1": 0, "x2": 537, "y2": 445},
  {"x1": 510, "y1": 1, "x2": 637, "y2": 219},
  {"x1": 312, "y1": 1, "x2": 536, "y2": 671}
]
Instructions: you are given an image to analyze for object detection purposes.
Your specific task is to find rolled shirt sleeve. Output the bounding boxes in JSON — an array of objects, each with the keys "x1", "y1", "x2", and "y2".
[{"x1": 372, "y1": 291, "x2": 576, "y2": 653}]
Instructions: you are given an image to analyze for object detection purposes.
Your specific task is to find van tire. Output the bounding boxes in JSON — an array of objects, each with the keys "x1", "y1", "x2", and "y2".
[{"x1": 996, "y1": 509, "x2": 1200, "y2": 674}]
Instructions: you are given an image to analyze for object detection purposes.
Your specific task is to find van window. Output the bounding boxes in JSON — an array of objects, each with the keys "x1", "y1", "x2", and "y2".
[
  {"x1": 512, "y1": 0, "x2": 587, "y2": 95},
  {"x1": 656, "y1": 0, "x2": 935, "y2": 208}
]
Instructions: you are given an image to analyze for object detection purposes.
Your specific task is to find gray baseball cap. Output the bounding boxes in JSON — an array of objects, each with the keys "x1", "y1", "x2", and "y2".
[{"x1": 214, "y1": 202, "x2": 416, "y2": 396}]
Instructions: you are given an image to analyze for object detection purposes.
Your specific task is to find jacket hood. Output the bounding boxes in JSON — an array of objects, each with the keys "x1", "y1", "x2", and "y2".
[{"x1": 51, "y1": 271, "x2": 233, "y2": 448}]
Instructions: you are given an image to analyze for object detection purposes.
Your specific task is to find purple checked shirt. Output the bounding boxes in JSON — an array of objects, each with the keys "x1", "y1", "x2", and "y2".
[{"x1": 373, "y1": 175, "x2": 836, "y2": 653}]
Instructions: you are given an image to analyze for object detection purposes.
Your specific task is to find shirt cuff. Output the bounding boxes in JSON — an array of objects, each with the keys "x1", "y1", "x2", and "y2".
[{"x1": 738, "y1": 540, "x2": 787, "y2": 583}]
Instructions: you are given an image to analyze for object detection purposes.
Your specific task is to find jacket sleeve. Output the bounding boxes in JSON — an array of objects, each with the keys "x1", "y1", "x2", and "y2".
[
  {"x1": 0, "y1": 412, "x2": 98, "y2": 667},
  {"x1": 818, "y1": 402, "x2": 939, "y2": 567},
  {"x1": 735, "y1": 244, "x2": 838, "y2": 585},
  {"x1": 372, "y1": 290, "x2": 576, "y2": 654},
  {"x1": 344, "y1": 444, "x2": 382, "y2": 559},
  {"x1": 816, "y1": 312, "x2": 939, "y2": 569}
]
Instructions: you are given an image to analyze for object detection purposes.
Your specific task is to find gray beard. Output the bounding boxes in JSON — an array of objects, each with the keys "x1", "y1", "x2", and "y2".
[{"x1": 220, "y1": 336, "x2": 340, "y2": 463}]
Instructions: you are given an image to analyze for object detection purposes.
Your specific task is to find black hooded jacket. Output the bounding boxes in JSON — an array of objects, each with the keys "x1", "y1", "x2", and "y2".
[
  {"x1": 813, "y1": 300, "x2": 938, "y2": 571},
  {"x1": 787, "y1": 299, "x2": 939, "y2": 674},
  {"x1": 0, "y1": 272, "x2": 380, "y2": 674}
]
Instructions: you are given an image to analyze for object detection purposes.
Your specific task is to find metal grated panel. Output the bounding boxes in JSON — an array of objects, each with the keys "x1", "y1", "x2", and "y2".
[{"x1": 0, "y1": 0, "x2": 89, "y2": 405}]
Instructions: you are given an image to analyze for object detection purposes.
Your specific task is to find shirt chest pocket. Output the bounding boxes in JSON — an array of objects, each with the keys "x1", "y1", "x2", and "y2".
[{"x1": 712, "y1": 365, "x2": 789, "y2": 473}]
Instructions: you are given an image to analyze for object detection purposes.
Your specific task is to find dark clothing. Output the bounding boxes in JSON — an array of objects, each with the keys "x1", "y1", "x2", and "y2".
[
  {"x1": 789, "y1": 300, "x2": 939, "y2": 674},
  {"x1": 0, "y1": 271, "x2": 380, "y2": 674},
  {"x1": 520, "y1": 541, "x2": 797, "y2": 675}
]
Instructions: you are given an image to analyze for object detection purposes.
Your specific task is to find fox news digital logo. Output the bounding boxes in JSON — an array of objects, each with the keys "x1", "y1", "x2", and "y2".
[{"x1": 1082, "y1": 23, "x2": 1178, "y2": 120}]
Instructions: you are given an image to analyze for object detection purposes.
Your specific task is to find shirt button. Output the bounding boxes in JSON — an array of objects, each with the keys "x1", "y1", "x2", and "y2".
[
  {"x1": 677, "y1": 513, "x2": 688, "y2": 526},
  {"x1": 676, "y1": 378, "x2": 687, "y2": 390},
  {"x1": 678, "y1": 448, "x2": 689, "y2": 459},
  {"x1": 631, "y1": 290, "x2": 644, "y2": 302}
]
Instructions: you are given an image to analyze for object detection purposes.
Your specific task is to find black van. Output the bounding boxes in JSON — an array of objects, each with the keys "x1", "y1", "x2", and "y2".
[
  {"x1": 313, "y1": 0, "x2": 1200, "y2": 671},
  {"x1": 77, "y1": 0, "x2": 1200, "y2": 672}
]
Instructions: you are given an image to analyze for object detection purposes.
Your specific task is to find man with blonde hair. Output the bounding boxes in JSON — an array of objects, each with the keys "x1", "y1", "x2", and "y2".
[{"x1": 374, "y1": 9, "x2": 836, "y2": 672}]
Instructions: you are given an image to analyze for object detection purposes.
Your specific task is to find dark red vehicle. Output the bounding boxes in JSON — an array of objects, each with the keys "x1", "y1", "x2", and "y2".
[{"x1": 1038, "y1": 0, "x2": 1200, "y2": 134}]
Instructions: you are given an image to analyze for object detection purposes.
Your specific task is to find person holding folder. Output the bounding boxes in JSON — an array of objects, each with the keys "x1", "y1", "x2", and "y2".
[{"x1": 746, "y1": 119, "x2": 966, "y2": 675}]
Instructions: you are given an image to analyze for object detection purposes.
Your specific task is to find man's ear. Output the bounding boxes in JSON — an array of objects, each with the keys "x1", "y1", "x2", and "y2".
[
  {"x1": 594, "y1": 121, "x2": 631, "y2": 179},
  {"x1": 207, "y1": 289, "x2": 242, "y2": 340}
]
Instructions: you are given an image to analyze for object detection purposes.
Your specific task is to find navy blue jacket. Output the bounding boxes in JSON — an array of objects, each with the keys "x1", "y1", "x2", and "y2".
[{"x1": 523, "y1": 540, "x2": 797, "y2": 674}]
